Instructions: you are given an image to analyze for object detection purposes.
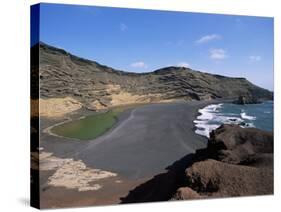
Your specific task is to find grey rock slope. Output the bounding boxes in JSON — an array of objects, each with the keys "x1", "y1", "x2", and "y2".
[{"x1": 37, "y1": 42, "x2": 273, "y2": 110}]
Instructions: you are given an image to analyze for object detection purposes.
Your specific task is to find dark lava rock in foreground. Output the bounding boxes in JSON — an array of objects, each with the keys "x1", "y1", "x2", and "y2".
[
  {"x1": 173, "y1": 125, "x2": 273, "y2": 200},
  {"x1": 172, "y1": 187, "x2": 201, "y2": 200},
  {"x1": 184, "y1": 159, "x2": 273, "y2": 197},
  {"x1": 208, "y1": 124, "x2": 273, "y2": 165}
]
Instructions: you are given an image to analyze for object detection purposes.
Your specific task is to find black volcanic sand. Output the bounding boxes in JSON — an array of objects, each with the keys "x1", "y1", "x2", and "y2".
[{"x1": 39, "y1": 100, "x2": 220, "y2": 207}]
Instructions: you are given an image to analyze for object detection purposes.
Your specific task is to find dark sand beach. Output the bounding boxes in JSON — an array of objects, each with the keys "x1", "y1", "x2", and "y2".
[{"x1": 39, "y1": 100, "x2": 218, "y2": 208}]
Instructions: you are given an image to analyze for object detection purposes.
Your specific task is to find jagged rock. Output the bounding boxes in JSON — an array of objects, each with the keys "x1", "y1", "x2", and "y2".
[
  {"x1": 233, "y1": 95, "x2": 262, "y2": 105},
  {"x1": 176, "y1": 125, "x2": 274, "y2": 198},
  {"x1": 172, "y1": 187, "x2": 201, "y2": 200},
  {"x1": 185, "y1": 159, "x2": 273, "y2": 197},
  {"x1": 207, "y1": 124, "x2": 273, "y2": 165},
  {"x1": 236, "y1": 96, "x2": 246, "y2": 105}
]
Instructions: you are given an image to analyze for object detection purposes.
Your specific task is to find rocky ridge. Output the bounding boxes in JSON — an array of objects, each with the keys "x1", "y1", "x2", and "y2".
[{"x1": 32, "y1": 42, "x2": 273, "y2": 116}]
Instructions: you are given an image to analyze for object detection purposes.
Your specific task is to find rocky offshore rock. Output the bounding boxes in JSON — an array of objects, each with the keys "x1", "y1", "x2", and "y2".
[
  {"x1": 233, "y1": 95, "x2": 263, "y2": 105},
  {"x1": 173, "y1": 125, "x2": 273, "y2": 200}
]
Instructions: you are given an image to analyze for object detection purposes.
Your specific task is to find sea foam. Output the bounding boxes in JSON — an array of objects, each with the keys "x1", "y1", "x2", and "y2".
[
  {"x1": 240, "y1": 110, "x2": 256, "y2": 120},
  {"x1": 194, "y1": 103, "x2": 257, "y2": 138},
  {"x1": 193, "y1": 104, "x2": 223, "y2": 138}
]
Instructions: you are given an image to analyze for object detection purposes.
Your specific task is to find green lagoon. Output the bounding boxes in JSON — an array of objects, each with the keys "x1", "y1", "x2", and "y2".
[{"x1": 51, "y1": 109, "x2": 123, "y2": 140}]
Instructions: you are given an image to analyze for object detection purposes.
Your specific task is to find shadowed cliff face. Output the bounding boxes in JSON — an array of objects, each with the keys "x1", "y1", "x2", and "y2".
[{"x1": 36, "y1": 42, "x2": 273, "y2": 111}]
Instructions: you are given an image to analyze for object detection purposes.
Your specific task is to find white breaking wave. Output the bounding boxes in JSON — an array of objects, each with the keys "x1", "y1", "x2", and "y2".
[
  {"x1": 240, "y1": 111, "x2": 256, "y2": 120},
  {"x1": 193, "y1": 103, "x2": 224, "y2": 138},
  {"x1": 194, "y1": 122, "x2": 220, "y2": 138},
  {"x1": 196, "y1": 104, "x2": 222, "y2": 120},
  {"x1": 194, "y1": 103, "x2": 256, "y2": 138}
]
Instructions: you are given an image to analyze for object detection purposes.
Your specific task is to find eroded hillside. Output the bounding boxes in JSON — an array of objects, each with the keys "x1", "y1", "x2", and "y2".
[{"x1": 33, "y1": 43, "x2": 272, "y2": 117}]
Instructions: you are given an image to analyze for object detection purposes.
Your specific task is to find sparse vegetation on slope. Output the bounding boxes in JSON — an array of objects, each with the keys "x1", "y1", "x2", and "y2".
[{"x1": 35, "y1": 42, "x2": 272, "y2": 117}]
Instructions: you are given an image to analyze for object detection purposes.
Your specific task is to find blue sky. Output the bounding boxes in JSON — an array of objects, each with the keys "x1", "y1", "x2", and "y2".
[{"x1": 37, "y1": 3, "x2": 274, "y2": 90}]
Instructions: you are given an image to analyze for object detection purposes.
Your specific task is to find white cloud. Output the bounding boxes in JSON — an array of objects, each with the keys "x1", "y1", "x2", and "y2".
[
  {"x1": 209, "y1": 48, "x2": 227, "y2": 60},
  {"x1": 196, "y1": 34, "x2": 221, "y2": 44},
  {"x1": 130, "y1": 61, "x2": 147, "y2": 68},
  {"x1": 249, "y1": 55, "x2": 261, "y2": 62},
  {"x1": 177, "y1": 62, "x2": 190, "y2": 68},
  {"x1": 120, "y1": 23, "x2": 128, "y2": 31}
]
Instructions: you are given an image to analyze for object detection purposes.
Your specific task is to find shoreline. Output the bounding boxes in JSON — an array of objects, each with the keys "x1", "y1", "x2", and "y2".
[
  {"x1": 43, "y1": 99, "x2": 210, "y2": 140},
  {"x1": 40, "y1": 99, "x2": 223, "y2": 170},
  {"x1": 193, "y1": 100, "x2": 274, "y2": 138},
  {"x1": 42, "y1": 101, "x2": 166, "y2": 141},
  {"x1": 38, "y1": 98, "x2": 274, "y2": 207},
  {"x1": 39, "y1": 100, "x2": 219, "y2": 207}
]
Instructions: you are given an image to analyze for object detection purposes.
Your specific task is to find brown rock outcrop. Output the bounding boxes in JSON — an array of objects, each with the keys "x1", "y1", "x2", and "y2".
[
  {"x1": 185, "y1": 159, "x2": 273, "y2": 197},
  {"x1": 172, "y1": 187, "x2": 201, "y2": 200},
  {"x1": 208, "y1": 124, "x2": 273, "y2": 165},
  {"x1": 173, "y1": 125, "x2": 273, "y2": 200}
]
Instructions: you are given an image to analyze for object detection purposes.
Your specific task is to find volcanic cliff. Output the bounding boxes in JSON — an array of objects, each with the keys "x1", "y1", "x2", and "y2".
[{"x1": 32, "y1": 42, "x2": 273, "y2": 117}]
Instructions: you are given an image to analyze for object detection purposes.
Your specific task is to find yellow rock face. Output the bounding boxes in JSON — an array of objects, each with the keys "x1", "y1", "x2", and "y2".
[
  {"x1": 39, "y1": 97, "x2": 82, "y2": 118},
  {"x1": 109, "y1": 91, "x2": 175, "y2": 107},
  {"x1": 89, "y1": 100, "x2": 107, "y2": 110}
]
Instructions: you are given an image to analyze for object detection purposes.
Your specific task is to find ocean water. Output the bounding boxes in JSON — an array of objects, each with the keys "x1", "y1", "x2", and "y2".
[{"x1": 194, "y1": 101, "x2": 273, "y2": 138}]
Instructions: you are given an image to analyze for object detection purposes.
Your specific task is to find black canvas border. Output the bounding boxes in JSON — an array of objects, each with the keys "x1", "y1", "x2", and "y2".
[{"x1": 30, "y1": 3, "x2": 40, "y2": 209}]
